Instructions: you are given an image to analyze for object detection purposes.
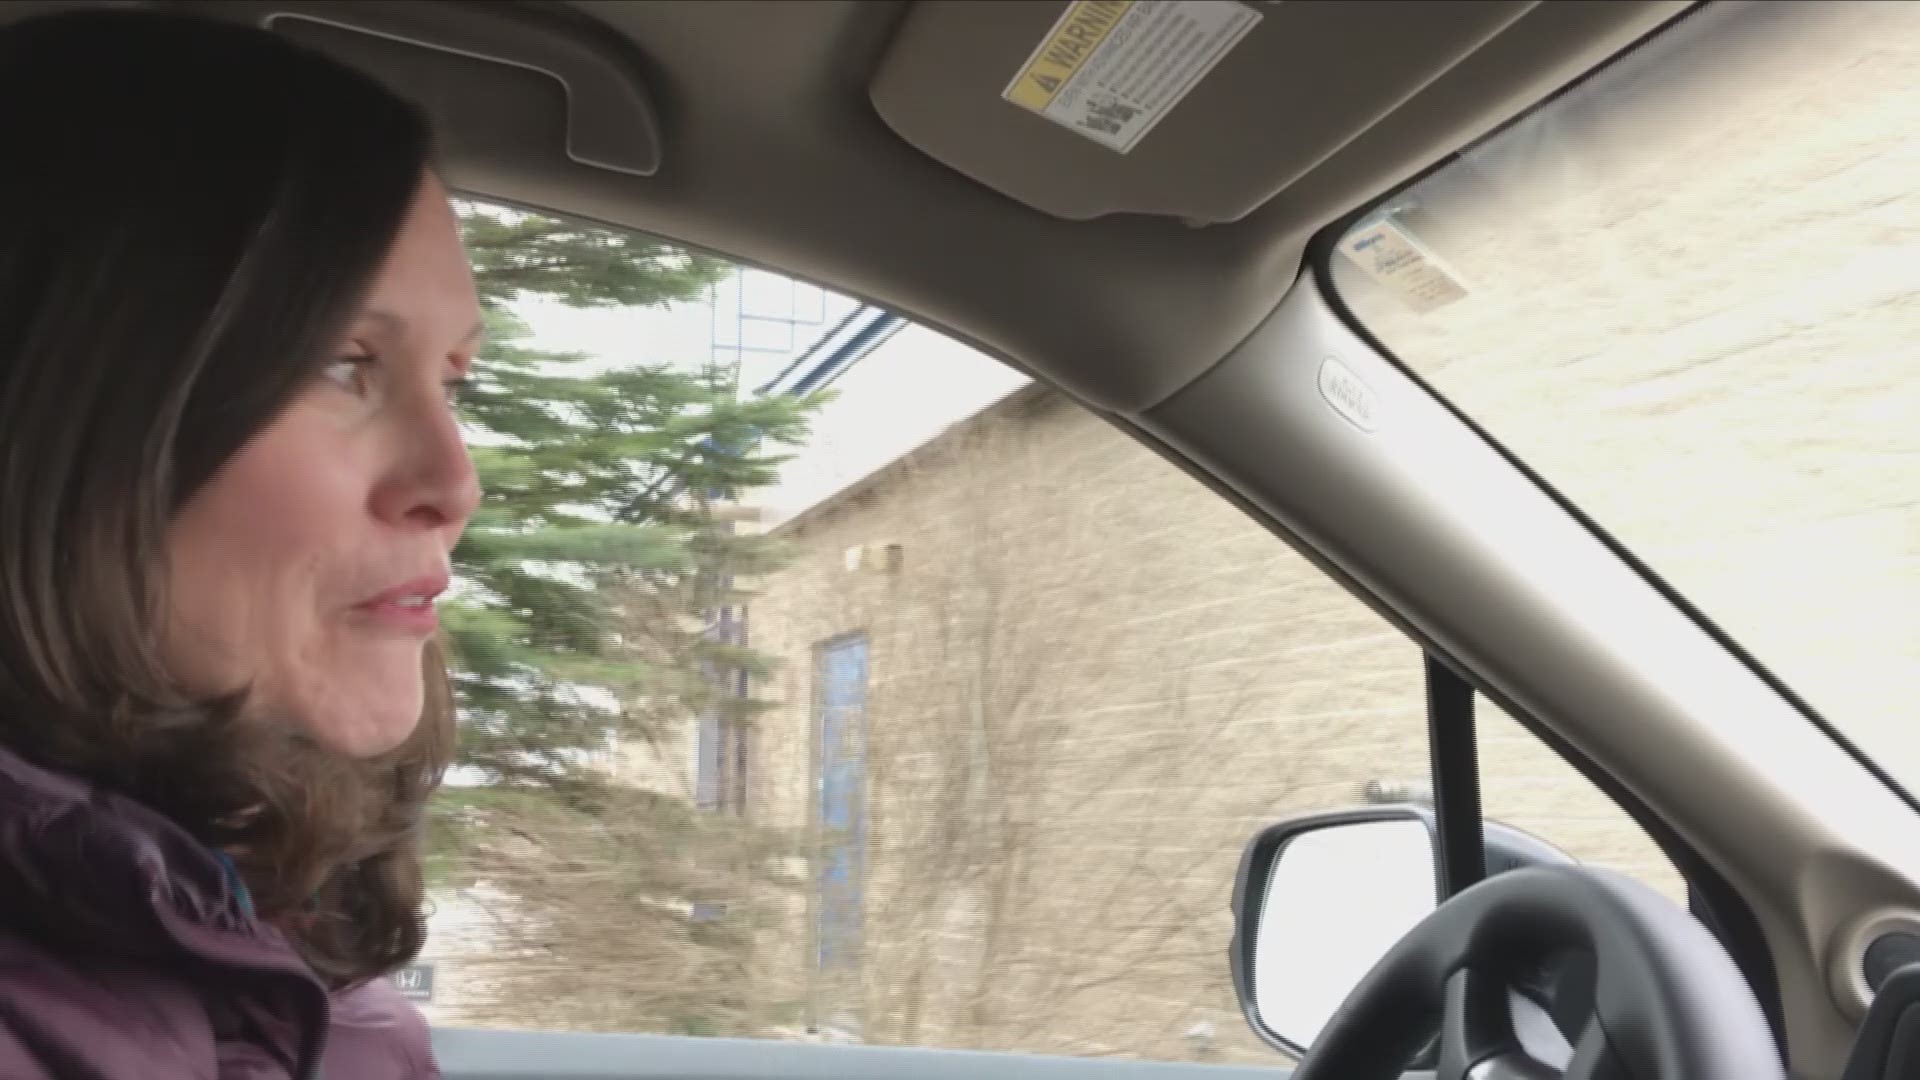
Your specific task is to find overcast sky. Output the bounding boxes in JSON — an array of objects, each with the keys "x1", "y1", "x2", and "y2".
[{"x1": 516, "y1": 274, "x2": 1029, "y2": 523}]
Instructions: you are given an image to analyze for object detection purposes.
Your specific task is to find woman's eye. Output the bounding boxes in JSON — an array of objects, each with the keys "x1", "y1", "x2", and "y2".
[{"x1": 323, "y1": 354, "x2": 377, "y2": 398}]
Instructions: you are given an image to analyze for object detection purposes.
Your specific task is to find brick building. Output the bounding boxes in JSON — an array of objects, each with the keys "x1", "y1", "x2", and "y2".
[{"x1": 744, "y1": 378, "x2": 1682, "y2": 1063}]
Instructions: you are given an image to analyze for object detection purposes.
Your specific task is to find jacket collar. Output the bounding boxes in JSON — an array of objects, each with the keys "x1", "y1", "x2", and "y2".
[{"x1": 0, "y1": 742, "x2": 330, "y2": 1070}]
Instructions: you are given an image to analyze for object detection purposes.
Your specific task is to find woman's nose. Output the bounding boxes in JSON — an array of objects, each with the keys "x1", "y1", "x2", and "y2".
[{"x1": 374, "y1": 392, "x2": 481, "y2": 532}]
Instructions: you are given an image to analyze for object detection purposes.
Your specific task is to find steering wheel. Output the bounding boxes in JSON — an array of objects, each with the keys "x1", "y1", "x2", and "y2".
[{"x1": 1291, "y1": 865, "x2": 1785, "y2": 1080}]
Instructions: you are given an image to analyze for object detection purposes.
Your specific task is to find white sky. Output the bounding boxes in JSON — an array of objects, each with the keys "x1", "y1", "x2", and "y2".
[{"x1": 514, "y1": 272, "x2": 1030, "y2": 522}]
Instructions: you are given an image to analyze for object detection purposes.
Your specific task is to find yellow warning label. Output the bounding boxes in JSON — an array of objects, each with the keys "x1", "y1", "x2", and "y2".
[
  {"x1": 1003, "y1": 1, "x2": 1263, "y2": 154},
  {"x1": 1005, "y1": 0, "x2": 1135, "y2": 113}
]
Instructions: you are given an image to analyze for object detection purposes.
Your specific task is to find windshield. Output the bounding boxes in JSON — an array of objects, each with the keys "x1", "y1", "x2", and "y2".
[{"x1": 1328, "y1": 1, "x2": 1920, "y2": 788}]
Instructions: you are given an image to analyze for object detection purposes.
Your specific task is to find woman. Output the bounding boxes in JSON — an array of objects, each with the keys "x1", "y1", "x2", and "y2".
[{"x1": 0, "y1": 8, "x2": 481, "y2": 1078}]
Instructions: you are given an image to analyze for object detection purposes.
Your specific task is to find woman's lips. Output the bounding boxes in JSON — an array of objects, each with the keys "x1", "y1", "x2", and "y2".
[{"x1": 353, "y1": 574, "x2": 448, "y2": 634}]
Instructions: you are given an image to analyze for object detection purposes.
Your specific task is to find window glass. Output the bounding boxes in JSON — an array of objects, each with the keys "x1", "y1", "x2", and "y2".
[
  {"x1": 1328, "y1": 0, "x2": 1920, "y2": 791},
  {"x1": 421, "y1": 199, "x2": 1680, "y2": 1063}
]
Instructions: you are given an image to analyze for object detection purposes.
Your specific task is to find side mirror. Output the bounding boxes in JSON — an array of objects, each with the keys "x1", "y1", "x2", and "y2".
[{"x1": 1229, "y1": 805, "x2": 1574, "y2": 1059}]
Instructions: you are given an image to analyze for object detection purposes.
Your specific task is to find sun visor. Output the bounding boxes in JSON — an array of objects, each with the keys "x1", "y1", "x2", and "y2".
[
  {"x1": 181, "y1": 0, "x2": 662, "y2": 180},
  {"x1": 870, "y1": 0, "x2": 1535, "y2": 224}
]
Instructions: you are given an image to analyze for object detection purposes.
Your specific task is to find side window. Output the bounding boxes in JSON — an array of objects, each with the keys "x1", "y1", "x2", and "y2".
[
  {"x1": 420, "y1": 201, "x2": 1682, "y2": 1062},
  {"x1": 1478, "y1": 704, "x2": 1687, "y2": 903}
]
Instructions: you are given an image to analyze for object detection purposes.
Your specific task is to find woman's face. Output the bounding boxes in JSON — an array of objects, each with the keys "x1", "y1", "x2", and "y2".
[{"x1": 165, "y1": 174, "x2": 483, "y2": 757}]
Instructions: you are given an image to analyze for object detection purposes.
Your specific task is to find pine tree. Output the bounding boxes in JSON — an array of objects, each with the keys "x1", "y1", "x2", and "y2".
[{"x1": 428, "y1": 203, "x2": 820, "y2": 1034}]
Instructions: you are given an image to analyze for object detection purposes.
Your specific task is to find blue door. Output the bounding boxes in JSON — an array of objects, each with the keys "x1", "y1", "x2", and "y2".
[{"x1": 814, "y1": 634, "x2": 868, "y2": 1002}]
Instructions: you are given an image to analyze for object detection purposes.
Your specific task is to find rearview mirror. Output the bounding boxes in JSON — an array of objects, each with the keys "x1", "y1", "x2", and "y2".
[{"x1": 1230, "y1": 806, "x2": 1575, "y2": 1059}]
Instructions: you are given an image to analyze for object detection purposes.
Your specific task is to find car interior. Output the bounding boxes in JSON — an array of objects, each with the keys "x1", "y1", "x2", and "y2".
[{"x1": 9, "y1": 1, "x2": 1920, "y2": 1078}]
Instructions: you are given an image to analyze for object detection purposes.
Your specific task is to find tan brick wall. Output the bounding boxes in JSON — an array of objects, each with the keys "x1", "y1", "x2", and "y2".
[{"x1": 746, "y1": 389, "x2": 1681, "y2": 1063}]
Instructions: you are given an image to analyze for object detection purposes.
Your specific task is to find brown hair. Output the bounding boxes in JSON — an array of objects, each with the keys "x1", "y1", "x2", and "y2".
[{"x1": 0, "y1": 8, "x2": 452, "y2": 987}]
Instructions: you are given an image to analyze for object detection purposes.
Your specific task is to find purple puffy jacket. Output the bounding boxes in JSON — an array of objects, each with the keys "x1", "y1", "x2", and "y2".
[{"x1": 0, "y1": 745, "x2": 439, "y2": 1079}]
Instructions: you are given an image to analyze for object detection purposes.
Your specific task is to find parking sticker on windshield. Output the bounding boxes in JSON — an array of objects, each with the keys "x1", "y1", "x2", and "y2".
[
  {"x1": 1003, "y1": 1, "x2": 1263, "y2": 154},
  {"x1": 1337, "y1": 218, "x2": 1470, "y2": 314}
]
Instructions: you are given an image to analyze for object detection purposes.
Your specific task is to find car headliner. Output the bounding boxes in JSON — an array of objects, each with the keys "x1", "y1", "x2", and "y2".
[{"x1": 173, "y1": 0, "x2": 1686, "y2": 417}]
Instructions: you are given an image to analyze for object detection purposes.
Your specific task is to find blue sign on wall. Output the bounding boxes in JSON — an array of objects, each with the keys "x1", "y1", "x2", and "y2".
[{"x1": 815, "y1": 634, "x2": 869, "y2": 974}]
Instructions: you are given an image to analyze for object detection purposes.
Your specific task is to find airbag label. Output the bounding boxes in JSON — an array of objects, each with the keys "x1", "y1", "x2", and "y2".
[{"x1": 1003, "y1": 1, "x2": 1264, "y2": 154}]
